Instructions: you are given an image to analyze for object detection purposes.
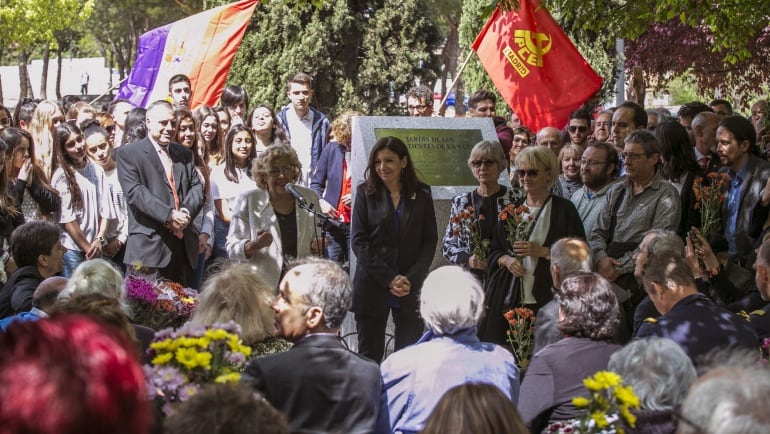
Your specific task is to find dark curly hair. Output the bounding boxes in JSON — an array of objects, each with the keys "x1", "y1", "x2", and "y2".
[{"x1": 557, "y1": 272, "x2": 619, "y2": 340}]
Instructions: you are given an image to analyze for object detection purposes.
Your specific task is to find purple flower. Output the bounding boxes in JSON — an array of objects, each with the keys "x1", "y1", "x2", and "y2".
[
  {"x1": 178, "y1": 383, "x2": 199, "y2": 401},
  {"x1": 153, "y1": 366, "x2": 186, "y2": 392},
  {"x1": 214, "y1": 321, "x2": 242, "y2": 335},
  {"x1": 126, "y1": 276, "x2": 158, "y2": 305},
  {"x1": 226, "y1": 351, "x2": 246, "y2": 365}
]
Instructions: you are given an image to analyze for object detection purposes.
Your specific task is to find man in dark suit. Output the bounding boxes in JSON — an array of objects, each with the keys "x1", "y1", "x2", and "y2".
[
  {"x1": 692, "y1": 112, "x2": 721, "y2": 174},
  {"x1": 242, "y1": 258, "x2": 381, "y2": 434},
  {"x1": 637, "y1": 253, "x2": 757, "y2": 366},
  {"x1": 117, "y1": 100, "x2": 203, "y2": 287},
  {"x1": 749, "y1": 239, "x2": 770, "y2": 341}
]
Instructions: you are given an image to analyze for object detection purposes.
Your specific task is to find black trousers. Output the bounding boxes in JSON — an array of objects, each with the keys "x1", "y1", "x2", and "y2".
[{"x1": 355, "y1": 307, "x2": 424, "y2": 364}]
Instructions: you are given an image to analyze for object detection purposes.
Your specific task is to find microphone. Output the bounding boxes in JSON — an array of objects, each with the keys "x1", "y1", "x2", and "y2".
[{"x1": 285, "y1": 183, "x2": 308, "y2": 205}]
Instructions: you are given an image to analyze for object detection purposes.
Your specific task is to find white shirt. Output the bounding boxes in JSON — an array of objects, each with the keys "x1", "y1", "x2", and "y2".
[
  {"x1": 53, "y1": 163, "x2": 115, "y2": 251},
  {"x1": 284, "y1": 106, "x2": 314, "y2": 183},
  {"x1": 209, "y1": 164, "x2": 258, "y2": 214}
]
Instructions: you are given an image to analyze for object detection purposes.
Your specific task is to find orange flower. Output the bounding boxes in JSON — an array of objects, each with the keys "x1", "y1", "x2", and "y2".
[
  {"x1": 478, "y1": 213, "x2": 486, "y2": 221},
  {"x1": 466, "y1": 206, "x2": 474, "y2": 213},
  {"x1": 504, "y1": 310, "x2": 515, "y2": 320},
  {"x1": 507, "y1": 203, "x2": 516, "y2": 213},
  {"x1": 499, "y1": 211, "x2": 508, "y2": 221},
  {"x1": 509, "y1": 319, "x2": 517, "y2": 326},
  {"x1": 720, "y1": 173, "x2": 731, "y2": 182},
  {"x1": 707, "y1": 172, "x2": 719, "y2": 179}
]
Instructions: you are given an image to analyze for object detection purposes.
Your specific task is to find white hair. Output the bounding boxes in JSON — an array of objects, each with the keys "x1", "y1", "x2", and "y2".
[
  {"x1": 419, "y1": 266, "x2": 484, "y2": 334},
  {"x1": 608, "y1": 337, "x2": 695, "y2": 411},
  {"x1": 678, "y1": 366, "x2": 770, "y2": 434},
  {"x1": 60, "y1": 259, "x2": 126, "y2": 312}
]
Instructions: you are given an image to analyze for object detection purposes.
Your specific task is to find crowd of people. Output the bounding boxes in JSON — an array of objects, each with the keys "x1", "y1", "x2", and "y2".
[{"x1": 0, "y1": 72, "x2": 769, "y2": 434}]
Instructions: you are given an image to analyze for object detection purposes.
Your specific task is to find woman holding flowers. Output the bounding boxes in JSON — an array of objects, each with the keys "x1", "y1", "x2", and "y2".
[
  {"x1": 442, "y1": 140, "x2": 517, "y2": 281},
  {"x1": 479, "y1": 146, "x2": 584, "y2": 346}
]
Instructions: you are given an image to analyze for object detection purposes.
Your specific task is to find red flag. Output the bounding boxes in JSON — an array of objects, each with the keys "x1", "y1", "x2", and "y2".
[{"x1": 472, "y1": 1, "x2": 603, "y2": 133}]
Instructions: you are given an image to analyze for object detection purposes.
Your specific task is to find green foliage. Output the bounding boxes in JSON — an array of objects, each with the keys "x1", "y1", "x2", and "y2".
[
  {"x1": 548, "y1": 0, "x2": 768, "y2": 64},
  {"x1": 666, "y1": 73, "x2": 701, "y2": 106},
  {"x1": 228, "y1": 0, "x2": 441, "y2": 117},
  {"x1": 356, "y1": 0, "x2": 440, "y2": 115},
  {"x1": 0, "y1": 0, "x2": 94, "y2": 49}
]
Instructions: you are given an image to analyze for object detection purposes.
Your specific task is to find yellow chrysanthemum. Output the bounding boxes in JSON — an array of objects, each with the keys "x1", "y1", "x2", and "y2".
[
  {"x1": 227, "y1": 340, "x2": 252, "y2": 356},
  {"x1": 584, "y1": 370, "x2": 622, "y2": 391},
  {"x1": 614, "y1": 385, "x2": 641, "y2": 408},
  {"x1": 176, "y1": 347, "x2": 213, "y2": 370},
  {"x1": 205, "y1": 328, "x2": 230, "y2": 341},
  {"x1": 150, "y1": 338, "x2": 174, "y2": 351},
  {"x1": 152, "y1": 352, "x2": 174, "y2": 365},
  {"x1": 214, "y1": 372, "x2": 242, "y2": 384},
  {"x1": 572, "y1": 396, "x2": 590, "y2": 408},
  {"x1": 619, "y1": 405, "x2": 638, "y2": 428},
  {"x1": 591, "y1": 412, "x2": 609, "y2": 429}
]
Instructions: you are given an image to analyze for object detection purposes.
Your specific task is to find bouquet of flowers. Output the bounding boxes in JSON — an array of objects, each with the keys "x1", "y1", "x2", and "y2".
[
  {"x1": 450, "y1": 205, "x2": 490, "y2": 259},
  {"x1": 498, "y1": 203, "x2": 532, "y2": 257},
  {"x1": 504, "y1": 307, "x2": 535, "y2": 371},
  {"x1": 144, "y1": 321, "x2": 252, "y2": 414},
  {"x1": 544, "y1": 371, "x2": 640, "y2": 434},
  {"x1": 125, "y1": 275, "x2": 199, "y2": 330},
  {"x1": 693, "y1": 172, "x2": 730, "y2": 238}
]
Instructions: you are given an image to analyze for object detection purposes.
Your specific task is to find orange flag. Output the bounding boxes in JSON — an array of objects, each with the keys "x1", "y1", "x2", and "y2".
[{"x1": 472, "y1": 1, "x2": 603, "y2": 133}]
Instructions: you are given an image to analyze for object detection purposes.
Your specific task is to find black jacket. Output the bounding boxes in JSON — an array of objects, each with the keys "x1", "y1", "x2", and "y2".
[
  {"x1": 0, "y1": 266, "x2": 44, "y2": 319},
  {"x1": 351, "y1": 182, "x2": 437, "y2": 316}
]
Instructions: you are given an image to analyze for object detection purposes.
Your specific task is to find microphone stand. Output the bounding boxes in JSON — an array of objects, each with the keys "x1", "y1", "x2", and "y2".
[{"x1": 296, "y1": 200, "x2": 342, "y2": 259}]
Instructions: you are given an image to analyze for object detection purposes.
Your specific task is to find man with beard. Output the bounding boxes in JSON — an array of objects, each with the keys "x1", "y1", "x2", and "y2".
[{"x1": 570, "y1": 142, "x2": 618, "y2": 235}]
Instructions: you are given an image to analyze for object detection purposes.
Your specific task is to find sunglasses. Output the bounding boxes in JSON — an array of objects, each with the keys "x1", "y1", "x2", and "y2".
[
  {"x1": 471, "y1": 159, "x2": 495, "y2": 168},
  {"x1": 516, "y1": 169, "x2": 539, "y2": 178},
  {"x1": 569, "y1": 125, "x2": 588, "y2": 133}
]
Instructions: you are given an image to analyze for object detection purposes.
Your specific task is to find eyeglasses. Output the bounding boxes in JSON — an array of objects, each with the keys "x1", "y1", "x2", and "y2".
[
  {"x1": 408, "y1": 104, "x2": 430, "y2": 112},
  {"x1": 471, "y1": 159, "x2": 496, "y2": 168},
  {"x1": 568, "y1": 125, "x2": 588, "y2": 134},
  {"x1": 0, "y1": 118, "x2": 10, "y2": 126},
  {"x1": 105, "y1": 125, "x2": 115, "y2": 133},
  {"x1": 620, "y1": 152, "x2": 648, "y2": 160},
  {"x1": 580, "y1": 159, "x2": 607, "y2": 167},
  {"x1": 269, "y1": 166, "x2": 295, "y2": 177},
  {"x1": 516, "y1": 169, "x2": 539, "y2": 178}
]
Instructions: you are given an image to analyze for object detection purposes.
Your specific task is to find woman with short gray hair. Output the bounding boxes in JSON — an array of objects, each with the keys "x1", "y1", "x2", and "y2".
[
  {"x1": 378, "y1": 265, "x2": 520, "y2": 434},
  {"x1": 442, "y1": 140, "x2": 517, "y2": 281}
]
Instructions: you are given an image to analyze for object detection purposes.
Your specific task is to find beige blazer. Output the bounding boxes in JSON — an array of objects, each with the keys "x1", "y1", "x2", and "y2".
[{"x1": 226, "y1": 185, "x2": 321, "y2": 290}]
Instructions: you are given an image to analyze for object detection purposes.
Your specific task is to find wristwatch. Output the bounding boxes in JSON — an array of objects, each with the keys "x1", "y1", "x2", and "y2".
[{"x1": 96, "y1": 235, "x2": 107, "y2": 247}]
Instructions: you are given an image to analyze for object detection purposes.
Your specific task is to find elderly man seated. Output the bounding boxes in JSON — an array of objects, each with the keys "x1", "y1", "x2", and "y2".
[
  {"x1": 376, "y1": 266, "x2": 520, "y2": 434},
  {"x1": 242, "y1": 258, "x2": 381, "y2": 434}
]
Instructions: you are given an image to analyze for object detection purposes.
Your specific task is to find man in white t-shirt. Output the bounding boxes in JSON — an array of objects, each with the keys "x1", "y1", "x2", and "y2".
[{"x1": 277, "y1": 72, "x2": 329, "y2": 185}]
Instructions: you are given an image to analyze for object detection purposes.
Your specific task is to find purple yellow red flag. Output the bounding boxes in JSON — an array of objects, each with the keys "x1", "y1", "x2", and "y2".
[
  {"x1": 116, "y1": 0, "x2": 259, "y2": 109},
  {"x1": 472, "y1": 0, "x2": 603, "y2": 133}
]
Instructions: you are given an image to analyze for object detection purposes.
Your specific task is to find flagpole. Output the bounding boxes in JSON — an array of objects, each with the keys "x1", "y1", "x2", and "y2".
[
  {"x1": 439, "y1": 49, "x2": 476, "y2": 108},
  {"x1": 89, "y1": 77, "x2": 128, "y2": 106}
]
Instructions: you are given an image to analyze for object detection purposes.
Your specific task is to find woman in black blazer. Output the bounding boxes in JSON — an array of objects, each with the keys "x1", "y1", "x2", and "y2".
[
  {"x1": 480, "y1": 146, "x2": 585, "y2": 346},
  {"x1": 351, "y1": 136, "x2": 438, "y2": 363}
]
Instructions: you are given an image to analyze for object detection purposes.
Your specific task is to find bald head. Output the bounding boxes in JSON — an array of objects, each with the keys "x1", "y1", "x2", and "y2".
[
  {"x1": 537, "y1": 127, "x2": 563, "y2": 155},
  {"x1": 33, "y1": 276, "x2": 68, "y2": 311}
]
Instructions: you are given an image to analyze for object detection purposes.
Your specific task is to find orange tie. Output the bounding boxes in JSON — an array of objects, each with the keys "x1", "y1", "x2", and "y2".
[
  {"x1": 159, "y1": 147, "x2": 183, "y2": 239},
  {"x1": 701, "y1": 157, "x2": 709, "y2": 171}
]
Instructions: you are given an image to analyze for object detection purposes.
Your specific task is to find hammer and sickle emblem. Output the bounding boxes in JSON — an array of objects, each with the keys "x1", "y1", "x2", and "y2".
[{"x1": 513, "y1": 30, "x2": 552, "y2": 67}]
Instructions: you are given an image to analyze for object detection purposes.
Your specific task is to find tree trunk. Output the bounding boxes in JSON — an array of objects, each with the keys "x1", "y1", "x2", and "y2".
[
  {"x1": 0, "y1": 74, "x2": 4, "y2": 106},
  {"x1": 18, "y1": 51, "x2": 32, "y2": 100},
  {"x1": 56, "y1": 45, "x2": 64, "y2": 100},
  {"x1": 40, "y1": 44, "x2": 50, "y2": 100}
]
